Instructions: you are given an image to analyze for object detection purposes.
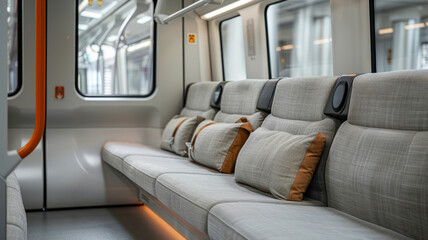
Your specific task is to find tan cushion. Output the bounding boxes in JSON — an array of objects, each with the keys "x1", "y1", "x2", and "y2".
[
  {"x1": 235, "y1": 127, "x2": 326, "y2": 201},
  {"x1": 160, "y1": 115, "x2": 204, "y2": 156},
  {"x1": 189, "y1": 118, "x2": 253, "y2": 173}
]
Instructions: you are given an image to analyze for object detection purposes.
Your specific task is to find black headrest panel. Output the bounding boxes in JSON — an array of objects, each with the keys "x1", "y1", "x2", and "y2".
[
  {"x1": 210, "y1": 82, "x2": 228, "y2": 109},
  {"x1": 257, "y1": 78, "x2": 281, "y2": 113},
  {"x1": 324, "y1": 74, "x2": 362, "y2": 121}
]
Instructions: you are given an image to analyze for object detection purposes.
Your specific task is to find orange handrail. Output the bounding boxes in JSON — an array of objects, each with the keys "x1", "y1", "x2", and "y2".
[{"x1": 18, "y1": 0, "x2": 46, "y2": 159}]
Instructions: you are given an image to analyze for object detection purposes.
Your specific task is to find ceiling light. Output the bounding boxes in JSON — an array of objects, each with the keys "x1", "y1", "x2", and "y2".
[
  {"x1": 78, "y1": 24, "x2": 88, "y2": 30},
  {"x1": 313, "y1": 38, "x2": 332, "y2": 45},
  {"x1": 127, "y1": 40, "x2": 151, "y2": 52},
  {"x1": 81, "y1": 10, "x2": 102, "y2": 19},
  {"x1": 201, "y1": 0, "x2": 254, "y2": 20},
  {"x1": 378, "y1": 28, "x2": 393, "y2": 35},
  {"x1": 405, "y1": 23, "x2": 425, "y2": 30},
  {"x1": 6, "y1": 6, "x2": 10, "y2": 12},
  {"x1": 137, "y1": 16, "x2": 152, "y2": 25}
]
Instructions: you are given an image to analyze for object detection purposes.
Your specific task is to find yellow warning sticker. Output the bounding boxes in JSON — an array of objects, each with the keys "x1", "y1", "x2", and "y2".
[{"x1": 188, "y1": 33, "x2": 196, "y2": 45}]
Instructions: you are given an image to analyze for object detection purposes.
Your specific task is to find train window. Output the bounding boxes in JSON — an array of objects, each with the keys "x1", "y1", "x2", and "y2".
[
  {"x1": 77, "y1": 0, "x2": 155, "y2": 97},
  {"x1": 7, "y1": 0, "x2": 21, "y2": 96},
  {"x1": 373, "y1": 0, "x2": 428, "y2": 72},
  {"x1": 220, "y1": 16, "x2": 247, "y2": 81},
  {"x1": 266, "y1": 0, "x2": 333, "y2": 78}
]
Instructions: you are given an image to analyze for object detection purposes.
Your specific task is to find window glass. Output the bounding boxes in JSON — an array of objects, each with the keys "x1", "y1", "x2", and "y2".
[
  {"x1": 77, "y1": 0, "x2": 155, "y2": 96},
  {"x1": 7, "y1": 0, "x2": 21, "y2": 95},
  {"x1": 374, "y1": 1, "x2": 428, "y2": 72},
  {"x1": 266, "y1": 0, "x2": 333, "y2": 78},
  {"x1": 220, "y1": 16, "x2": 247, "y2": 81}
]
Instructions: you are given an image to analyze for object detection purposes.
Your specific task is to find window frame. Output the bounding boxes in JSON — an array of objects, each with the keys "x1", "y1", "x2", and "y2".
[
  {"x1": 8, "y1": 0, "x2": 23, "y2": 97},
  {"x1": 74, "y1": 1, "x2": 157, "y2": 98},
  {"x1": 219, "y1": 14, "x2": 244, "y2": 82},
  {"x1": 369, "y1": 0, "x2": 377, "y2": 73},
  {"x1": 265, "y1": 0, "x2": 287, "y2": 79}
]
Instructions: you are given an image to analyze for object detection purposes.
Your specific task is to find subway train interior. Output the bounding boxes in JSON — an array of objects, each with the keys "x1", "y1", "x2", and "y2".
[{"x1": 1, "y1": 0, "x2": 428, "y2": 239}]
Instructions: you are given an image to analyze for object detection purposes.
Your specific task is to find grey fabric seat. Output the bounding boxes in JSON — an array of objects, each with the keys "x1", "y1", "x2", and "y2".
[
  {"x1": 155, "y1": 174, "x2": 322, "y2": 235},
  {"x1": 102, "y1": 142, "x2": 183, "y2": 172},
  {"x1": 101, "y1": 82, "x2": 219, "y2": 172},
  {"x1": 261, "y1": 76, "x2": 340, "y2": 204},
  {"x1": 122, "y1": 156, "x2": 219, "y2": 195},
  {"x1": 106, "y1": 80, "x2": 270, "y2": 201},
  {"x1": 325, "y1": 70, "x2": 428, "y2": 240},
  {"x1": 6, "y1": 172, "x2": 27, "y2": 240},
  {"x1": 213, "y1": 80, "x2": 268, "y2": 128},
  {"x1": 207, "y1": 202, "x2": 411, "y2": 240}
]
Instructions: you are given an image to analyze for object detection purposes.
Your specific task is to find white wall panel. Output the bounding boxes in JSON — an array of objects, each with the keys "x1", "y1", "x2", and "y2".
[{"x1": 46, "y1": 128, "x2": 162, "y2": 208}]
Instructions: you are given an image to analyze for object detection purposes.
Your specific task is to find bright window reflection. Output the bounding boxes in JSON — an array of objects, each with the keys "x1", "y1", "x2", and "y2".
[
  {"x1": 220, "y1": 16, "x2": 247, "y2": 81},
  {"x1": 374, "y1": 0, "x2": 428, "y2": 72},
  {"x1": 266, "y1": 0, "x2": 333, "y2": 78},
  {"x1": 77, "y1": 0, "x2": 155, "y2": 96},
  {"x1": 7, "y1": 0, "x2": 20, "y2": 95}
]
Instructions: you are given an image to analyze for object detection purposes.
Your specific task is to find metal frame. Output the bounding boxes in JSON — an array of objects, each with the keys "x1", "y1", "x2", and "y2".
[{"x1": 155, "y1": 0, "x2": 223, "y2": 24}]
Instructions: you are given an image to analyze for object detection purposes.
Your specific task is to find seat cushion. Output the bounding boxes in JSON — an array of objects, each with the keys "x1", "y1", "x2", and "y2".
[
  {"x1": 155, "y1": 174, "x2": 322, "y2": 234},
  {"x1": 6, "y1": 173, "x2": 27, "y2": 240},
  {"x1": 102, "y1": 141, "x2": 182, "y2": 172},
  {"x1": 123, "y1": 156, "x2": 219, "y2": 195},
  {"x1": 208, "y1": 202, "x2": 411, "y2": 240}
]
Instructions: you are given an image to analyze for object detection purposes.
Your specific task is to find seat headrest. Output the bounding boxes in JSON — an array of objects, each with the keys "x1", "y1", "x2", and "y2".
[
  {"x1": 271, "y1": 76, "x2": 337, "y2": 121},
  {"x1": 185, "y1": 82, "x2": 219, "y2": 111},
  {"x1": 348, "y1": 70, "x2": 428, "y2": 131},
  {"x1": 220, "y1": 80, "x2": 267, "y2": 115}
]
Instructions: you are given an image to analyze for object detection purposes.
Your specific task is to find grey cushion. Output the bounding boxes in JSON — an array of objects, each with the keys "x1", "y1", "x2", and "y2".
[
  {"x1": 208, "y1": 202, "x2": 411, "y2": 240},
  {"x1": 180, "y1": 108, "x2": 216, "y2": 120},
  {"x1": 235, "y1": 128, "x2": 326, "y2": 201},
  {"x1": 160, "y1": 116, "x2": 204, "y2": 156},
  {"x1": 326, "y1": 121, "x2": 428, "y2": 240},
  {"x1": 123, "y1": 156, "x2": 218, "y2": 195},
  {"x1": 6, "y1": 173, "x2": 27, "y2": 240},
  {"x1": 348, "y1": 70, "x2": 428, "y2": 131},
  {"x1": 261, "y1": 77, "x2": 339, "y2": 203},
  {"x1": 155, "y1": 174, "x2": 322, "y2": 234},
  {"x1": 189, "y1": 120, "x2": 252, "y2": 173},
  {"x1": 214, "y1": 111, "x2": 266, "y2": 129},
  {"x1": 181, "y1": 82, "x2": 219, "y2": 120},
  {"x1": 102, "y1": 142, "x2": 181, "y2": 172}
]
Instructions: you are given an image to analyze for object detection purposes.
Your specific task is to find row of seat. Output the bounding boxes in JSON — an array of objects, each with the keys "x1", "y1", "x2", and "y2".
[{"x1": 102, "y1": 70, "x2": 428, "y2": 240}]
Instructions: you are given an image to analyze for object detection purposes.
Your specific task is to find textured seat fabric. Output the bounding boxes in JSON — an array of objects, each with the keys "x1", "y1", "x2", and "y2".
[
  {"x1": 326, "y1": 70, "x2": 428, "y2": 240},
  {"x1": 208, "y1": 202, "x2": 411, "y2": 240},
  {"x1": 102, "y1": 141, "x2": 182, "y2": 172},
  {"x1": 213, "y1": 80, "x2": 268, "y2": 128},
  {"x1": 6, "y1": 172, "x2": 27, "y2": 240},
  {"x1": 261, "y1": 76, "x2": 339, "y2": 204},
  {"x1": 123, "y1": 156, "x2": 219, "y2": 195},
  {"x1": 180, "y1": 82, "x2": 219, "y2": 120},
  {"x1": 155, "y1": 174, "x2": 322, "y2": 234}
]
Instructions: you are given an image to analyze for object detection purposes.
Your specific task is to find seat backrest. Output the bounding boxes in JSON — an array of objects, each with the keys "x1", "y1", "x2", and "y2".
[
  {"x1": 214, "y1": 80, "x2": 268, "y2": 128},
  {"x1": 326, "y1": 70, "x2": 428, "y2": 240},
  {"x1": 180, "y1": 82, "x2": 219, "y2": 119},
  {"x1": 261, "y1": 76, "x2": 339, "y2": 204}
]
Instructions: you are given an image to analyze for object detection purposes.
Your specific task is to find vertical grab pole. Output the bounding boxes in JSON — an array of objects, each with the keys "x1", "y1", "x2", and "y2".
[{"x1": 0, "y1": 0, "x2": 10, "y2": 236}]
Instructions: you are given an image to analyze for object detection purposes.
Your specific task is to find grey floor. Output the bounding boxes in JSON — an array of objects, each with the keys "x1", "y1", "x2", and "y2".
[{"x1": 27, "y1": 206, "x2": 186, "y2": 240}]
